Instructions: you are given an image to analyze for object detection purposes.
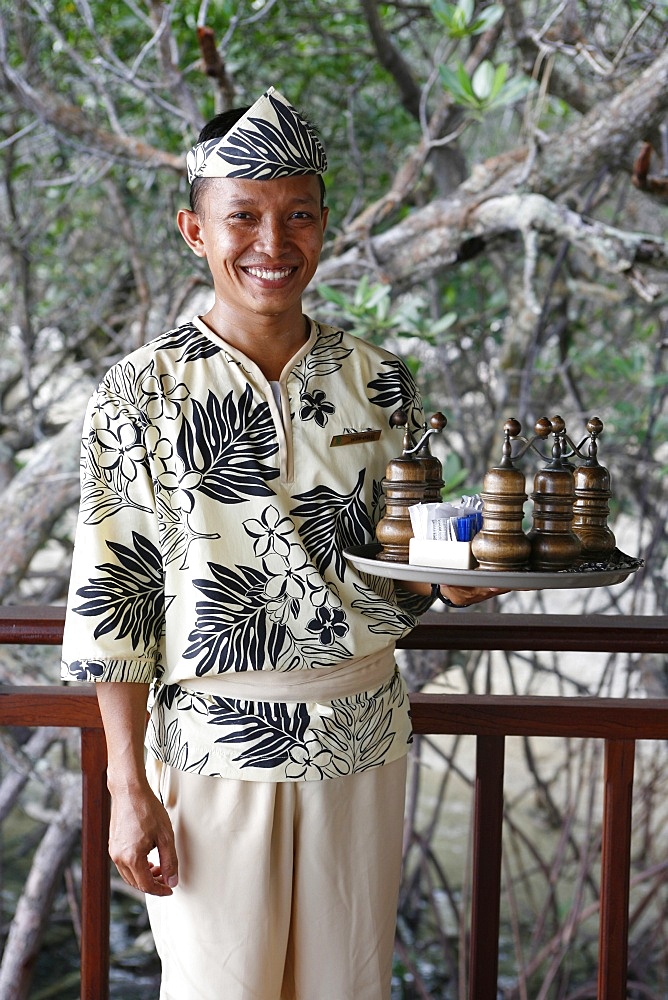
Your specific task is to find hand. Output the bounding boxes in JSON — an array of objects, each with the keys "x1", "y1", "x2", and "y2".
[
  {"x1": 397, "y1": 577, "x2": 508, "y2": 607},
  {"x1": 107, "y1": 779, "x2": 179, "y2": 897},
  {"x1": 96, "y1": 683, "x2": 179, "y2": 897},
  {"x1": 438, "y1": 584, "x2": 508, "y2": 608}
]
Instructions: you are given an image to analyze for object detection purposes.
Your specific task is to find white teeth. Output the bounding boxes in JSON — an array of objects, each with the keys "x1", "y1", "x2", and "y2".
[{"x1": 245, "y1": 267, "x2": 293, "y2": 281}]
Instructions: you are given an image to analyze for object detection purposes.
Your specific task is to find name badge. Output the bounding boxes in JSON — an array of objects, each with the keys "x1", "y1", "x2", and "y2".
[{"x1": 330, "y1": 429, "x2": 382, "y2": 447}]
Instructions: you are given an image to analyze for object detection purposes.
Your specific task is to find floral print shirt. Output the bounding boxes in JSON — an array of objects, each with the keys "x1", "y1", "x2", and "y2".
[{"x1": 61, "y1": 317, "x2": 430, "y2": 780}]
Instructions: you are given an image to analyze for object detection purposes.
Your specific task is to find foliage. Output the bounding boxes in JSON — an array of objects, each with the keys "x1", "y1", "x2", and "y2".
[
  {"x1": 318, "y1": 276, "x2": 458, "y2": 348},
  {"x1": 439, "y1": 60, "x2": 534, "y2": 118},
  {"x1": 431, "y1": 0, "x2": 505, "y2": 38}
]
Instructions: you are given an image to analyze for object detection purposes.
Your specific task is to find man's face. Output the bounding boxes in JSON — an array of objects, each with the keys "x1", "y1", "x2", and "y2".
[{"x1": 180, "y1": 174, "x2": 328, "y2": 325}]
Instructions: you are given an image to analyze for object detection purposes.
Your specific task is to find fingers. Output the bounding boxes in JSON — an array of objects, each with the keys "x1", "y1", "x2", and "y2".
[
  {"x1": 157, "y1": 835, "x2": 179, "y2": 890},
  {"x1": 107, "y1": 790, "x2": 179, "y2": 896},
  {"x1": 115, "y1": 856, "x2": 175, "y2": 897},
  {"x1": 440, "y1": 585, "x2": 508, "y2": 606},
  {"x1": 112, "y1": 830, "x2": 178, "y2": 896}
]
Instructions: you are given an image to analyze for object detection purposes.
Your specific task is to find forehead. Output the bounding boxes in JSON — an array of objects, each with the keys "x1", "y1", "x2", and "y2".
[{"x1": 201, "y1": 174, "x2": 321, "y2": 212}]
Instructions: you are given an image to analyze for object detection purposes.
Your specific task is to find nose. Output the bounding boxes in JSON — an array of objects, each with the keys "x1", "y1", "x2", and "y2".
[{"x1": 255, "y1": 214, "x2": 290, "y2": 254}]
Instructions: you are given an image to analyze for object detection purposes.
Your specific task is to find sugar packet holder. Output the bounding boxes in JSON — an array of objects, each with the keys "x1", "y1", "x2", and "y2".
[{"x1": 408, "y1": 496, "x2": 483, "y2": 569}]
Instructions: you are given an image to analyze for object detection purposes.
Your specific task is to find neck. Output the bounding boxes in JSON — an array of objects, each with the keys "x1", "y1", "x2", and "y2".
[{"x1": 201, "y1": 304, "x2": 310, "y2": 380}]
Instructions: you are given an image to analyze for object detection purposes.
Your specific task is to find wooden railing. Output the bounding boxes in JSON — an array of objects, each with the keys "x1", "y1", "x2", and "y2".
[{"x1": 1, "y1": 607, "x2": 667, "y2": 1000}]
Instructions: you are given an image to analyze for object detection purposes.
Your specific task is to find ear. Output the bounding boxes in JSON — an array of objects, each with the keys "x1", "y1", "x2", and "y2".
[
  {"x1": 177, "y1": 209, "x2": 206, "y2": 257},
  {"x1": 321, "y1": 205, "x2": 329, "y2": 233}
]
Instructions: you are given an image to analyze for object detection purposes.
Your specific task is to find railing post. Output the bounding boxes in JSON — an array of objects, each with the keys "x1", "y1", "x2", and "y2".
[
  {"x1": 80, "y1": 726, "x2": 111, "y2": 1000},
  {"x1": 597, "y1": 738, "x2": 635, "y2": 1000},
  {"x1": 469, "y1": 734, "x2": 505, "y2": 1000}
]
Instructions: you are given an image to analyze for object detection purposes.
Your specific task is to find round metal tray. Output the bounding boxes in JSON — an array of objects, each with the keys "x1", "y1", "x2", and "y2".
[{"x1": 343, "y1": 544, "x2": 642, "y2": 590}]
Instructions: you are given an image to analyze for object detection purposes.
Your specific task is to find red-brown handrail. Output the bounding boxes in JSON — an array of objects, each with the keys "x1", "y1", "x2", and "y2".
[{"x1": 1, "y1": 606, "x2": 666, "y2": 1000}]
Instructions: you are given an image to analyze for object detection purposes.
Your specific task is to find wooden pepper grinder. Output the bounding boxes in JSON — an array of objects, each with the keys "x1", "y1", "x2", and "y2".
[
  {"x1": 527, "y1": 415, "x2": 581, "y2": 570},
  {"x1": 375, "y1": 409, "x2": 446, "y2": 563},
  {"x1": 572, "y1": 417, "x2": 616, "y2": 562},
  {"x1": 416, "y1": 413, "x2": 447, "y2": 501},
  {"x1": 471, "y1": 418, "x2": 531, "y2": 571}
]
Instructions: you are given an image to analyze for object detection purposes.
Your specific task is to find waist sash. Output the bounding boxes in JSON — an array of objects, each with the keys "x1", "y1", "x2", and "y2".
[{"x1": 178, "y1": 646, "x2": 396, "y2": 703}]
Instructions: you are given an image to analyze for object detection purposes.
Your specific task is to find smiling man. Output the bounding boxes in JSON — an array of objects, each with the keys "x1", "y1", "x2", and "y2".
[
  {"x1": 61, "y1": 87, "x2": 499, "y2": 1000},
  {"x1": 177, "y1": 170, "x2": 326, "y2": 380}
]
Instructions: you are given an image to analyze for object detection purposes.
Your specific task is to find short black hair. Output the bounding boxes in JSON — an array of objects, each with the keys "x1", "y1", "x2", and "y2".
[{"x1": 189, "y1": 106, "x2": 327, "y2": 215}]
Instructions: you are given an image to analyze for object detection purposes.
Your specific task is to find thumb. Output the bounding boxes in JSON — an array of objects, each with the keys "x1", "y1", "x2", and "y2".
[{"x1": 157, "y1": 827, "x2": 179, "y2": 889}]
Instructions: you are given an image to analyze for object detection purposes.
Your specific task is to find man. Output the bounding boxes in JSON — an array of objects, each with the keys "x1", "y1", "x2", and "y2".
[{"x1": 62, "y1": 87, "x2": 499, "y2": 999}]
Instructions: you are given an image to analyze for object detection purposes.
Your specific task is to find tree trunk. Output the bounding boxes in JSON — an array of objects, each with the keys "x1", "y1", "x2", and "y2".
[
  {"x1": 0, "y1": 418, "x2": 82, "y2": 602},
  {"x1": 0, "y1": 776, "x2": 81, "y2": 1000}
]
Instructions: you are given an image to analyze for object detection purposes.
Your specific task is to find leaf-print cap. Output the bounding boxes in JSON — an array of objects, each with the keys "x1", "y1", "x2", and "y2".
[{"x1": 186, "y1": 87, "x2": 328, "y2": 183}]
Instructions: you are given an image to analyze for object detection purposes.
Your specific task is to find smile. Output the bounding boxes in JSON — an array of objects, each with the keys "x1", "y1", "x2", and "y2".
[{"x1": 243, "y1": 266, "x2": 296, "y2": 281}]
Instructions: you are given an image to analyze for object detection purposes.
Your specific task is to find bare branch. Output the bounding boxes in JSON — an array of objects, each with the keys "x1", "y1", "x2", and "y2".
[
  {"x1": 527, "y1": 43, "x2": 668, "y2": 197},
  {"x1": 359, "y1": 0, "x2": 422, "y2": 119},
  {"x1": 0, "y1": 776, "x2": 81, "y2": 1000},
  {"x1": 0, "y1": 13, "x2": 184, "y2": 172},
  {"x1": 503, "y1": 0, "x2": 623, "y2": 113},
  {"x1": 0, "y1": 416, "x2": 86, "y2": 602},
  {"x1": 147, "y1": 0, "x2": 203, "y2": 126},
  {"x1": 196, "y1": 25, "x2": 236, "y2": 110},
  {"x1": 1, "y1": 65, "x2": 184, "y2": 172},
  {"x1": 318, "y1": 186, "x2": 667, "y2": 299}
]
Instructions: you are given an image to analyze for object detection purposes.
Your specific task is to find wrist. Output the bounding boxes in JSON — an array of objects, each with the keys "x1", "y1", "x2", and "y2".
[{"x1": 431, "y1": 584, "x2": 467, "y2": 608}]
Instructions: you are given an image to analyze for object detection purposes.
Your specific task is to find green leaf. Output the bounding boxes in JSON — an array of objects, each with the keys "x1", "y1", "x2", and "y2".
[
  {"x1": 486, "y1": 74, "x2": 533, "y2": 111},
  {"x1": 472, "y1": 61, "x2": 495, "y2": 100},
  {"x1": 488, "y1": 62, "x2": 509, "y2": 102},
  {"x1": 456, "y1": 62, "x2": 477, "y2": 100},
  {"x1": 439, "y1": 64, "x2": 474, "y2": 105},
  {"x1": 469, "y1": 4, "x2": 504, "y2": 34},
  {"x1": 431, "y1": 312, "x2": 458, "y2": 335}
]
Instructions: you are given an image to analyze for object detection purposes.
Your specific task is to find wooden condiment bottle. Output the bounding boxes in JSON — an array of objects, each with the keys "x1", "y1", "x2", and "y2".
[
  {"x1": 527, "y1": 416, "x2": 581, "y2": 571},
  {"x1": 375, "y1": 410, "x2": 446, "y2": 562},
  {"x1": 471, "y1": 419, "x2": 531, "y2": 571},
  {"x1": 572, "y1": 417, "x2": 616, "y2": 562}
]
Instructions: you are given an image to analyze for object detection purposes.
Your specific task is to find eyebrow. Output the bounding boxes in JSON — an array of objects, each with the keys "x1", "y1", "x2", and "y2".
[{"x1": 224, "y1": 195, "x2": 318, "y2": 208}]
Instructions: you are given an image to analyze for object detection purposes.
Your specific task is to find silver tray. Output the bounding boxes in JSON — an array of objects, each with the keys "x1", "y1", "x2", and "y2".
[{"x1": 343, "y1": 544, "x2": 642, "y2": 590}]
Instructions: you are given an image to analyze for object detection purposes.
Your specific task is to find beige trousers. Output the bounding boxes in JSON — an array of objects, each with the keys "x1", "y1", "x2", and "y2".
[{"x1": 145, "y1": 755, "x2": 407, "y2": 1000}]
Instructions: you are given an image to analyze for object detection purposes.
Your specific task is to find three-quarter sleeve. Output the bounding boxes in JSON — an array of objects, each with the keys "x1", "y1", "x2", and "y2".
[{"x1": 61, "y1": 373, "x2": 165, "y2": 684}]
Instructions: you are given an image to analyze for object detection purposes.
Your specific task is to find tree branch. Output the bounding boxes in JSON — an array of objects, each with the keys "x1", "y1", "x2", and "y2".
[
  {"x1": 0, "y1": 776, "x2": 81, "y2": 1000},
  {"x1": 0, "y1": 416, "x2": 85, "y2": 602},
  {"x1": 503, "y1": 0, "x2": 611, "y2": 114},
  {"x1": 146, "y1": 0, "x2": 204, "y2": 128},
  {"x1": 358, "y1": 0, "x2": 422, "y2": 119},
  {"x1": 527, "y1": 44, "x2": 668, "y2": 197},
  {"x1": 0, "y1": 26, "x2": 183, "y2": 174},
  {"x1": 317, "y1": 189, "x2": 667, "y2": 299}
]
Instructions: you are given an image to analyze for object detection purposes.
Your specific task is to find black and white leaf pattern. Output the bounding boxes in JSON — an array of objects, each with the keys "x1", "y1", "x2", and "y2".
[
  {"x1": 156, "y1": 324, "x2": 223, "y2": 364},
  {"x1": 206, "y1": 699, "x2": 311, "y2": 770},
  {"x1": 80, "y1": 445, "x2": 154, "y2": 524},
  {"x1": 290, "y1": 468, "x2": 373, "y2": 581},
  {"x1": 155, "y1": 492, "x2": 220, "y2": 570},
  {"x1": 299, "y1": 326, "x2": 353, "y2": 380},
  {"x1": 73, "y1": 532, "x2": 166, "y2": 650},
  {"x1": 367, "y1": 358, "x2": 423, "y2": 429},
  {"x1": 176, "y1": 385, "x2": 279, "y2": 504},
  {"x1": 351, "y1": 586, "x2": 419, "y2": 636},
  {"x1": 318, "y1": 678, "x2": 403, "y2": 773},
  {"x1": 210, "y1": 92, "x2": 327, "y2": 180},
  {"x1": 63, "y1": 320, "x2": 422, "y2": 782},
  {"x1": 147, "y1": 714, "x2": 210, "y2": 774},
  {"x1": 184, "y1": 558, "x2": 354, "y2": 676},
  {"x1": 291, "y1": 326, "x2": 353, "y2": 423},
  {"x1": 184, "y1": 562, "x2": 286, "y2": 675}
]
